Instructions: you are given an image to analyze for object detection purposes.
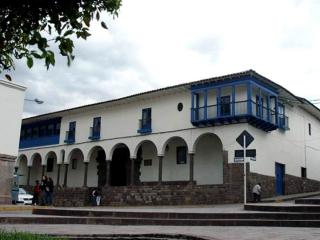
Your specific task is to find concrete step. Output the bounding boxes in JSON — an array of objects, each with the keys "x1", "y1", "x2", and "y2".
[
  {"x1": 32, "y1": 208, "x2": 320, "y2": 220},
  {"x1": 245, "y1": 204, "x2": 320, "y2": 212},
  {"x1": 1, "y1": 216, "x2": 320, "y2": 227}
]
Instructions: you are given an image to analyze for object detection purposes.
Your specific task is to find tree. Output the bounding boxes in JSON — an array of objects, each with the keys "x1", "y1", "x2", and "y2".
[{"x1": 0, "y1": 0, "x2": 122, "y2": 73}]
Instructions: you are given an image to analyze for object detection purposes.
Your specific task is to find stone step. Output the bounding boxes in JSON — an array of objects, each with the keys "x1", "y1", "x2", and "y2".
[
  {"x1": 32, "y1": 208, "x2": 320, "y2": 220},
  {"x1": 295, "y1": 198, "x2": 320, "y2": 205},
  {"x1": 245, "y1": 204, "x2": 320, "y2": 212},
  {"x1": 1, "y1": 216, "x2": 320, "y2": 227}
]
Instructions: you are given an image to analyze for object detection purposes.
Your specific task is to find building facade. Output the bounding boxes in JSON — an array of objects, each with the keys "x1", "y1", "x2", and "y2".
[
  {"x1": 0, "y1": 79, "x2": 26, "y2": 204},
  {"x1": 16, "y1": 70, "x2": 320, "y2": 206}
]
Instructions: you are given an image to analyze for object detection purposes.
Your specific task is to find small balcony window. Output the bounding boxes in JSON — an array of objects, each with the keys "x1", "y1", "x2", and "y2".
[
  {"x1": 220, "y1": 96, "x2": 231, "y2": 116},
  {"x1": 64, "y1": 121, "x2": 76, "y2": 144},
  {"x1": 138, "y1": 108, "x2": 152, "y2": 134},
  {"x1": 89, "y1": 117, "x2": 101, "y2": 140},
  {"x1": 278, "y1": 103, "x2": 289, "y2": 130},
  {"x1": 256, "y1": 95, "x2": 264, "y2": 118}
]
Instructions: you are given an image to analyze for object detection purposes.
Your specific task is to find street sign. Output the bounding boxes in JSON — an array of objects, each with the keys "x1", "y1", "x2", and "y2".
[{"x1": 236, "y1": 130, "x2": 254, "y2": 148}]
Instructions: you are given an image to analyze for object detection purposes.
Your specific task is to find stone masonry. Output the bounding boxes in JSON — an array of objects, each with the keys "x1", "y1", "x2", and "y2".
[{"x1": 0, "y1": 154, "x2": 16, "y2": 204}]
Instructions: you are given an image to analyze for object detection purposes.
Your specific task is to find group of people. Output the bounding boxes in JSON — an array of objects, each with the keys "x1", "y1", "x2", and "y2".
[{"x1": 32, "y1": 175, "x2": 54, "y2": 206}]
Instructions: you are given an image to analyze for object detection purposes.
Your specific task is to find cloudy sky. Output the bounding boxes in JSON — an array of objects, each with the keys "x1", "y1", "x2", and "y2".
[{"x1": 9, "y1": 0, "x2": 320, "y2": 117}]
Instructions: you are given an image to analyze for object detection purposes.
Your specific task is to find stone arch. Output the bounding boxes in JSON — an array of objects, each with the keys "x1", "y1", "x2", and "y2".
[
  {"x1": 110, "y1": 143, "x2": 131, "y2": 186},
  {"x1": 87, "y1": 145, "x2": 107, "y2": 187},
  {"x1": 17, "y1": 154, "x2": 28, "y2": 185},
  {"x1": 193, "y1": 132, "x2": 223, "y2": 185},
  {"x1": 67, "y1": 148, "x2": 85, "y2": 187},
  {"x1": 45, "y1": 151, "x2": 58, "y2": 183},
  {"x1": 109, "y1": 143, "x2": 131, "y2": 161},
  {"x1": 161, "y1": 136, "x2": 189, "y2": 156},
  {"x1": 162, "y1": 136, "x2": 189, "y2": 182},
  {"x1": 192, "y1": 132, "x2": 223, "y2": 153},
  {"x1": 30, "y1": 152, "x2": 42, "y2": 185},
  {"x1": 134, "y1": 140, "x2": 158, "y2": 183}
]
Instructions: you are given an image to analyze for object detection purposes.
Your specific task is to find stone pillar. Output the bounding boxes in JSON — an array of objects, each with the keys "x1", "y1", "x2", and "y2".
[
  {"x1": 41, "y1": 165, "x2": 45, "y2": 177},
  {"x1": 0, "y1": 154, "x2": 16, "y2": 204},
  {"x1": 158, "y1": 156, "x2": 163, "y2": 183},
  {"x1": 83, "y1": 162, "x2": 89, "y2": 187},
  {"x1": 130, "y1": 158, "x2": 135, "y2": 186},
  {"x1": 189, "y1": 153, "x2": 194, "y2": 183},
  {"x1": 27, "y1": 166, "x2": 31, "y2": 186},
  {"x1": 63, "y1": 164, "x2": 69, "y2": 187},
  {"x1": 105, "y1": 160, "x2": 111, "y2": 187},
  {"x1": 56, "y1": 164, "x2": 61, "y2": 187}
]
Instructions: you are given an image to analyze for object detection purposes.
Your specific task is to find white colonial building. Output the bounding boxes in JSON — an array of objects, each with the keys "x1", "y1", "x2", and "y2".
[
  {"x1": 0, "y1": 79, "x2": 26, "y2": 204},
  {"x1": 15, "y1": 70, "x2": 320, "y2": 205}
]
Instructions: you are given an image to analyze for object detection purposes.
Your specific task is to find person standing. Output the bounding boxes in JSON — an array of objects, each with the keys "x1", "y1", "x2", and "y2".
[
  {"x1": 46, "y1": 177, "x2": 54, "y2": 206},
  {"x1": 32, "y1": 180, "x2": 40, "y2": 205},
  {"x1": 252, "y1": 183, "x2": 262, "y2": 202},
  {"x1": 39, "y1": 175, "x2": 47, "y2": 206}
]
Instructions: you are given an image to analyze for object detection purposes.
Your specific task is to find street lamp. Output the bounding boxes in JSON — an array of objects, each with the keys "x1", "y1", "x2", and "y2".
[{"x1": 24, "y1": 98, "x2": 44, "y2": 104}]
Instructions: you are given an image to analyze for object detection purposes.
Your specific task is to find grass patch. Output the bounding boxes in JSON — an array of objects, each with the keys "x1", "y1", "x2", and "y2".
[{"x1": 0, "y1": 230, "x2": 64, "y2": 240}]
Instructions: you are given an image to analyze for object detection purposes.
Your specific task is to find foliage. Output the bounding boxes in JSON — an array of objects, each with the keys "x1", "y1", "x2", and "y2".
[
  {"x1": 0, "y1": 0, "x2": 122, "y2": 73},
  {"x1": 0, "y1": 230, "x2": 65, "y2": 240}
]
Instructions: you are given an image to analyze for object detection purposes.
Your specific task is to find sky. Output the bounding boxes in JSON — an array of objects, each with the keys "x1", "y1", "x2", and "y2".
[{"x1": 8, "y1": 0, "x2": 320, "y2": 117}]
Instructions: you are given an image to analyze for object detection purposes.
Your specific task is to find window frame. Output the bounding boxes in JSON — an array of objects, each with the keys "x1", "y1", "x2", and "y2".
[{"x1": 176, "y1": 146, "x2": 187, "y2": 165}]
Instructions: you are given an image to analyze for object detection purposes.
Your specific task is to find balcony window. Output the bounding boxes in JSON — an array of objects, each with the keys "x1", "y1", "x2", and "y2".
[
  {"x1": 64, "y1": 121, "x2": 76, "y2": 144},
  {"x1": 256, "y1": 95, "x2": 264, "y2": 118},
  {"x1": 89, "y1": 117, "x2": 101, "y2": 140},
  {"x1": 220, "y1": 96, "x2": 231, "y2": 116},
  {"x1": 138, "y1": 108, "x2": 152, "y2": 134}
]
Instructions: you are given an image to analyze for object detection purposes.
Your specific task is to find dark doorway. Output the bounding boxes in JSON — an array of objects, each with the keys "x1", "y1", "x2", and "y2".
[
  {"x1": 275, "y1": 162, "x2": 285, "y2": 195},
  {"x1": 96, "y1": 150, "x2": 107, "y2": 187},
  {"x1": 110, "y1": 145, "x2": 130, "y2": 186}
]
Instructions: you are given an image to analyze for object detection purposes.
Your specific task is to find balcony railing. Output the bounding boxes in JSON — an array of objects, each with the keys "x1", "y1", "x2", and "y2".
[
  {"x1": 191, "y1": 100, "x2": 288, "y2": 132},
  {"x1": 88, "y1": 127, "x2": 100, "y2": 140},
  {"x1": 137, "y1": 118, "x2": 152, "y2": 134},
  {"x1": 64, "y1": 131, "x2": 75, "y2": 144}
]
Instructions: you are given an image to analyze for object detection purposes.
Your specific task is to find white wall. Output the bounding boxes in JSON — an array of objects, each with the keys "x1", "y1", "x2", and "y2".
[
  {"x1": 0, "y1": 80, "x2": 26, "y2": 156},
  {"x1": 140, "y1": 141, "x2": 159, "y2": 182}
]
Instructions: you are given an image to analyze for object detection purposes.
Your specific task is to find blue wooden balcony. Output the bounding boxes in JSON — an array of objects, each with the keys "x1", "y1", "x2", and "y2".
[
  {"x1": 64, "y1": 131, "x2": 75, "y2": 144},
  {"x1": 137, "y1": 118, "x2": 152, "y2": 134},
  {"x1": 191, "y1": 100, "x2": 288, "y2": 132},
  {"x1": 88, "y1": 127, "x2": 101, "y2": 140}
]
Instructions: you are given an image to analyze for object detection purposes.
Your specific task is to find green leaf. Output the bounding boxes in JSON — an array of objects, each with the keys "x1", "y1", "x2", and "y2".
[
  {"x1": 63, "y1": 30, "x2": 74, "y2": 37},
  {"x1": 101, "y1": 21, "x2": 108, "y2": 29},
  {"x1": 27, "y1": 56, "x2": 33, "y2": 68},
  {"x1": 96, "y1": 11, "x2": 100, "y2": 20}
]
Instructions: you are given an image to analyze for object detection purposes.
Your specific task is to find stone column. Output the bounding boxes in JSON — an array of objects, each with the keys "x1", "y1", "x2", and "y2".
[
  {"x1": 63, "y1": 164, "x2": 69, "y2": 187},
  {"x1": 27, "y1": 166, "x2": 31, "y2": 186},
  {"x1": 189, "y1": 153, "x2": 194, "y2": 183},
  {"x1": 158, "y1": 156, "x2": 163, "y2": 183},
  {"x1": 41, "y1": 165, "x2": 45, "y2": 177},
  {"x1": 130, "y1": 158, "x2": 135, "y2": 186},
  {"x1": 83, "y1": 162, "x2": 89, "y2": 187},
  {"x1": 105, "y1": 160, "x2": 111, "y2": 187},
  {"x1": 56, "y1": 164, "x2": 61, "y2": 187}
]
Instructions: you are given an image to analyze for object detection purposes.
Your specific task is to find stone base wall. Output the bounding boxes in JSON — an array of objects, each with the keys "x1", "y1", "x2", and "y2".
[
  {"x1": 51, "y1": 151, "x2": 320, "y2": 206},
  {"x1": 0, "y1": 154, "x2": 16, "y2": 204}
]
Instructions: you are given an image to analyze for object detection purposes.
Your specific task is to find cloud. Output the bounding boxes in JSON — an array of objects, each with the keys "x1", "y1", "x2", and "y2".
[{"x1": 7, "y1": 0, "x2": 320, "y2": 117}]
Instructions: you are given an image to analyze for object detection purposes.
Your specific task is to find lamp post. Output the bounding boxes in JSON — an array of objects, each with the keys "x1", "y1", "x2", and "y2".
[{"x1": 24, "y1": 98, "x2": 44, "y2": 104}]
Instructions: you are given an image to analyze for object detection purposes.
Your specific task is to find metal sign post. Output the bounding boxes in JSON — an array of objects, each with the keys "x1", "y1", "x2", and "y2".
[{"x1": 243, "y1": 135, "x2": 247, "y2": 204}]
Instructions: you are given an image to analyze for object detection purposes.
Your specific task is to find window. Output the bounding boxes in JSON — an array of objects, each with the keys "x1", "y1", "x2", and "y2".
[
  {"x1": 256, "y1": 95, "x2": 264, "y2": 117},
  {"x1": 20, "y1": 129, "x2": 25, "y2": 140},
  {"x1": 138, "y1": 108, "x2": 152, "y2": 133},
  {"x1": 308, "y1": 123, "x2": 311, "y2": 136},
  {"x1": 39, "y1": 125, "x2": 46, "y2": 137},
  {"x1": 93, "y1": 117, "x2": 101, "y2": 133},
  {"x1": 69, "y1": 121, "x2": 76, "y2": 138},
  {"x1": 177, "y1": 103, "x2": 183, "y2": 112},
  {"x1": 176, "y1": 146, "x2": 187, "y2": 164},
  {"x1": 220, "y1": 96, "x2": 231, "y2": 116},
  {"x1": 47, "y1": 124, "x2": 54, "y2": 136},
  {"x1": 32, "y1": 127, "x2": 39, "y2": 138},
  {"x1": 47, "y1": 158, "x2": 54, "y2": 172},
  {"x1": 278, "y1": 103, "x2": 285, "y2": 129},
  {"x1": 144, "y1": 159, "x2": 152, "y2": 166},
  {"x1": 71, "y1": 158, "x2": 77, "y2": 169},
  {"x1": 301, "y1": 167, "x2": 307, "y2": 178},
  {"x1": 55, "y1": 123, "x2": 61, "y2": 135},
  {"x1": 26, "y1": 128, "x2": 32, "y2": 139}
]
